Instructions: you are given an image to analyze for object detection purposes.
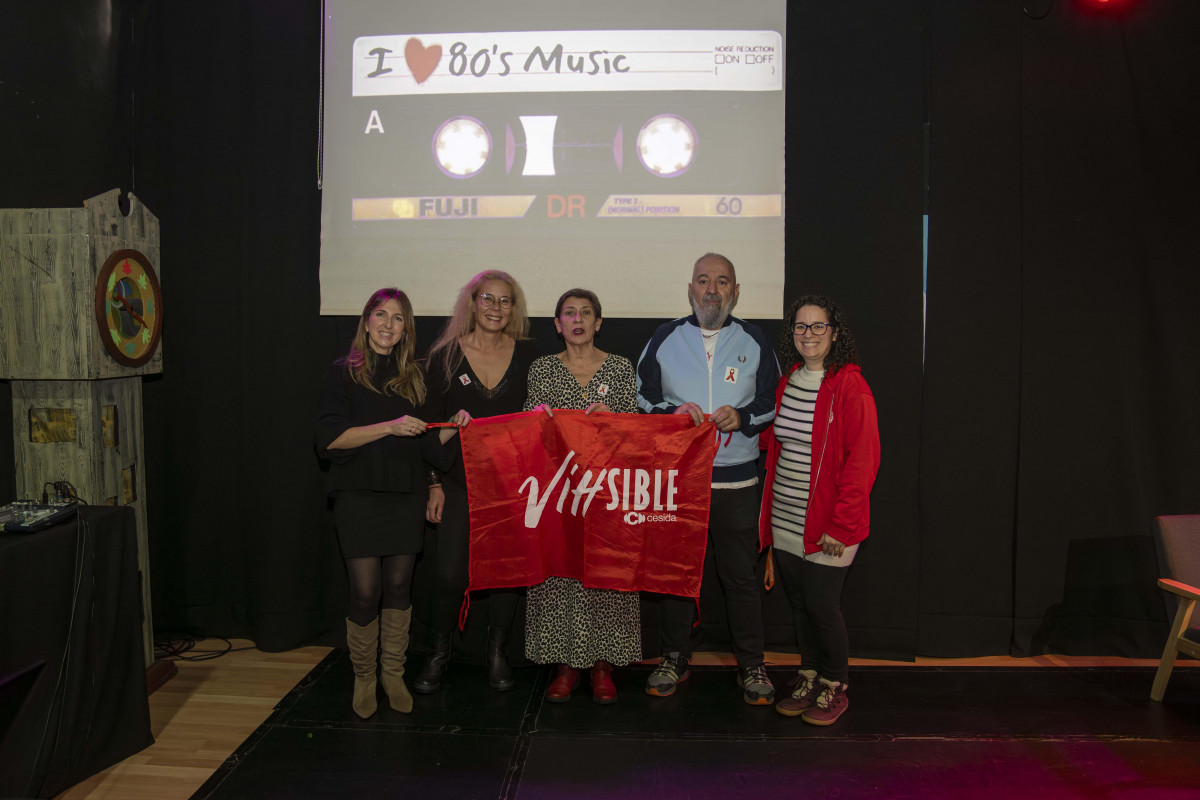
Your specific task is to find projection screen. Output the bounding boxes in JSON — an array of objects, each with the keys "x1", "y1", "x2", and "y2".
[{"x1": 320, "y1": 0, "x2": 786, "y2": 318}]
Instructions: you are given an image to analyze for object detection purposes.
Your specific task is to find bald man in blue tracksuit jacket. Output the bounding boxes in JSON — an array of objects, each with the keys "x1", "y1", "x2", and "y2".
[{"x1": 636, "y1": 252, "x2": 780, "y2": 705}]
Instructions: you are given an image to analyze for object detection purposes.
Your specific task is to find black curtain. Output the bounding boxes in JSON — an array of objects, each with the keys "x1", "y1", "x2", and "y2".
[
  {"x1": 131, "y1": 0, "x2": 342, "y2": 648},
  {"x1": 781, "y1": 2, "x2": 925, "y2": 658},
  {"x1": 4, "y1": 0, "x2": 1194, "y2": 659},
  {"x1": 921, "y1": 0, "x2": 1200, "y2": 657}
]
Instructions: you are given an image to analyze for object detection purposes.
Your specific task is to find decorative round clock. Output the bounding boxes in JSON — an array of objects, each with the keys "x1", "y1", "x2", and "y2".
[{"x1": 94, "y1": 248, "x2": 164, "y2": 367}]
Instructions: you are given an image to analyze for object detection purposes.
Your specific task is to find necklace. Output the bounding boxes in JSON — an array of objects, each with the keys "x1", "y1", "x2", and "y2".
[{"x1": 701, "y1": 329, "x2": 719, "y2": 338}]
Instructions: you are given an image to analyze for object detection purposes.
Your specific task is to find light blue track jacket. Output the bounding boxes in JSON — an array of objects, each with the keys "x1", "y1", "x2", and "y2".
[{"x1": 636, "y1": 314, "x2": 780, "y2": 483}]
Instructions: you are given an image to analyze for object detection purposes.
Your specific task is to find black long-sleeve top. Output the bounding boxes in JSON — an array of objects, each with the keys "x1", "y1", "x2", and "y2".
[{"x1": 314, "y1": 356, "x2": 446, "y2": 495}]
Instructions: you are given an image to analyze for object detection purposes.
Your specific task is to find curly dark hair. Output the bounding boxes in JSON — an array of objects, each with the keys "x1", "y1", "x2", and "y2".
[{"x1": 778, "y1": 294, "x2": 860, "y2": 377}]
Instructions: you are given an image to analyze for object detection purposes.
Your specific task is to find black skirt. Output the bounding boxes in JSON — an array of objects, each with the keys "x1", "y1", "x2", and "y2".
[{"x1": 333, "y1": 490, "x2": 424, "y2": 558}]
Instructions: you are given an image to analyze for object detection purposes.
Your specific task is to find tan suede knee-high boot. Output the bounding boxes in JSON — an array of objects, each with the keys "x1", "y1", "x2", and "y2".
[
  {"x1": 380, "y1": 608, "x2": 414, "y2": 713},
  {"x1": 346, "y1": 617, "x2": 379, "y2": 718}
]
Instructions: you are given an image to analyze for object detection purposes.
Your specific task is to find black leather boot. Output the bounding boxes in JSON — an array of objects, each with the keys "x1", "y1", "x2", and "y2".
[
  {"x1": 412, "y1": 632, "x2": 451, "y2": 694},
  {"x1": 487, "y1": 626, "x2": 514, "y2": 691}
]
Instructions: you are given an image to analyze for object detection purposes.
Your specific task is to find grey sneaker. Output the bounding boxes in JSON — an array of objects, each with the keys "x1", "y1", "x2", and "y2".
[
  {"x1": 775, "y1": 668, "x2": 819, "y2": 717},
  {"x1": 645, "y1": 654, "x2": 690, "y2": 697},
  {"x1": 737, "y1": 664, "x2": 775, "y2": 705}
]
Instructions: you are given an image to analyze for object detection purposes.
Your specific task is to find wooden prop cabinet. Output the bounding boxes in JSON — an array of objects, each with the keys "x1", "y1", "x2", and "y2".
[{"x1": 0, "y1": 189, "x2": 162, "y2": 667}]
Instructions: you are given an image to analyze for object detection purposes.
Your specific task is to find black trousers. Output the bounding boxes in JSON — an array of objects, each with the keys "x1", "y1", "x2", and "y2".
[
  {"x1": 773, "y1": 547, "x2": 850, "y2": 683},
  {"x1": 657, "y1": 484, "x2": 765, "y2": 669},
  {"x1": 428, "y1": 480, "x2": 518, "y2": 633}
]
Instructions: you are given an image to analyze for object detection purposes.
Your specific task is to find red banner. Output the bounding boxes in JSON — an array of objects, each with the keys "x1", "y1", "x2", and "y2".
[{"x1": 460, "y1": 410, "x2": 719, "y2": 598}]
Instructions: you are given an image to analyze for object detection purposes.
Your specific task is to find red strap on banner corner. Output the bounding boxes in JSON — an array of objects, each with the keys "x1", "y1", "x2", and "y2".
[
  {"x1": 700, "y1": 414, "x2": 733, "y2": 448},
  {"x1": 457, "y1": 591, "x2": 470, "y2": 630}
]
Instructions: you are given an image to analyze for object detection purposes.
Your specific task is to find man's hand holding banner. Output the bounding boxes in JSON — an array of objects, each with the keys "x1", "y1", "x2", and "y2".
[{"x1": 460, "y1": 410, "x2": 719, "y2": 598}]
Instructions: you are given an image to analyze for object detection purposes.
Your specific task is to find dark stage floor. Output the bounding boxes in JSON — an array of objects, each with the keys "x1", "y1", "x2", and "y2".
[{"x1": 191, "y1": 653, "x2": 1200, "y2": 799}]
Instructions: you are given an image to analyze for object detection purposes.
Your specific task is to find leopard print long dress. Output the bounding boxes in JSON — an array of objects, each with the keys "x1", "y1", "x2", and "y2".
[{"x1": 522, "y1": 353, "x2": 643, "y2": 668}]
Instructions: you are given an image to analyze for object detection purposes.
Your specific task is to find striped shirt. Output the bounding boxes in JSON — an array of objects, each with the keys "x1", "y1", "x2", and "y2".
[{"x1": 771, "y1": 367, "x2": 857, "y2": 565}]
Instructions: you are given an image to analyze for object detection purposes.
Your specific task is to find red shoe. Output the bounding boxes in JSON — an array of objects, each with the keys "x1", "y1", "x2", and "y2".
[
  {"x1": 546, "y1": 664, "x2": 579, "y2": 703},
  {"x1": 591, "y1": 661, "x2": 618, "y2": 705},
  {"x1": 801, "y1": 678, "x2": 848, "y2": 726},
  {"x1": 775, "y1": 669, "x2": 819, "y2": 717}
]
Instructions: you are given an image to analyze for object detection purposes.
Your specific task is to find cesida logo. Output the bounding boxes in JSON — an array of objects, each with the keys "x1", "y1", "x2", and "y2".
[
  {"x1": 624, "y1": 513, "x2": 681, "y2": 525},
  {"x1": 624, "y1": 511, "x2": 680, "y2": 526}
]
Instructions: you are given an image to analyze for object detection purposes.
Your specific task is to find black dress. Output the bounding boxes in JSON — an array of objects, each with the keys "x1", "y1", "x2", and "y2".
[
  {"x1": 423, "y1": 339, "x2": 541, "y2": 631},
  {"x1": 424, "y1": 339, "x2": 541, "y2": 490},
  {"x1": 314, "y1": 356, "x2": 433, "y2": 558}
]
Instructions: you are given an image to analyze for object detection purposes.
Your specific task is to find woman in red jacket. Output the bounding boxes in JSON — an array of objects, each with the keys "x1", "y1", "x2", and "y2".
[{"x1": 759, "y1": 294, "x2": 880, "y2": 726}]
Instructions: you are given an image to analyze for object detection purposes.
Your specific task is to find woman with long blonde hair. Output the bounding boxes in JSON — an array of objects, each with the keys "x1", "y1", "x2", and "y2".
[
  {"x1": 315, "y1": 287, "x2": 465, "y2": 718},
  {"x1": 414, "y1": 270, "x2": 540, "y2": 694}
]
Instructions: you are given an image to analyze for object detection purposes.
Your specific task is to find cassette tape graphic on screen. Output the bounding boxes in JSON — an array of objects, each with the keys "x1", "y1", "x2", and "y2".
[{"x1": 320, "y1": 4, "x2": 786, "y2": 318}]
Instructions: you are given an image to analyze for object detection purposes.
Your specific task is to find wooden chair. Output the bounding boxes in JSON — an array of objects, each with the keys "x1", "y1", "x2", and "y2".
[{"x1": 1150, "y1": 515, "x2": 1200, "y2": 701}]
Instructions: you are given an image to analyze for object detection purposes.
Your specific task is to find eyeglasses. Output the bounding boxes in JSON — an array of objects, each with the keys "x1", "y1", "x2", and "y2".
[
  {"x1": 478, "y1": 293, "x2": 513, "y2": 309},
  {"x1": 792, "y1": 322, "x2": 832, "y2": 335}
]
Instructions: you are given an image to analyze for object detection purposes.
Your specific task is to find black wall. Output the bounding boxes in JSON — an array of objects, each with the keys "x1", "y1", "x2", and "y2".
[{"x1": 2, "y1": 0, "x2": 1196, "y2": 658}]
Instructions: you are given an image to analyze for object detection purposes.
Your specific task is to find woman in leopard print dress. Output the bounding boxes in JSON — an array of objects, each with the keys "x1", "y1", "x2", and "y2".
[{"x1": 523, "y1": 289, "x2": 641, "y2": 704}]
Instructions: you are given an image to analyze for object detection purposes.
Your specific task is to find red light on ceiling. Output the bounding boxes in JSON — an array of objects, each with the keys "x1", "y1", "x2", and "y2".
[
  {"x1": 1077, "y1": 0, "x2": 1135, "y2": 12},
  {"x1": 1065, "y1": 0, "x2": 1143, "y2": 19}
]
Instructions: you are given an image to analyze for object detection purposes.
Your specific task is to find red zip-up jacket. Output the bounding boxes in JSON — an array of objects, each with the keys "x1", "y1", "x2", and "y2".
[{"x1": 758, "y1": 363, "x2": 880, "y2": 554}]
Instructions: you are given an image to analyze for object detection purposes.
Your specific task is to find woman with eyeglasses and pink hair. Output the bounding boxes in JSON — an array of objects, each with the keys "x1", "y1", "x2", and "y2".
[{"x1": 415, "y1": 270, "x2": 541, "y2": 695}]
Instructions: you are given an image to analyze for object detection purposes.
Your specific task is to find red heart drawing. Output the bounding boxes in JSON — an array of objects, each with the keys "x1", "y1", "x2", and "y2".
[{"x1": 405, "y1": 38, "x2": 442, "y2": 84}]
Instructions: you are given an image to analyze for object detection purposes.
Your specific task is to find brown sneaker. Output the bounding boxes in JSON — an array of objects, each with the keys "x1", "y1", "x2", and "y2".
[
  {"x1": 801, "y1": 678, "x2": 848, "y2": 726},
  {"x1": 775, "y1": 669, "x2": 819, "y2": 717}
]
